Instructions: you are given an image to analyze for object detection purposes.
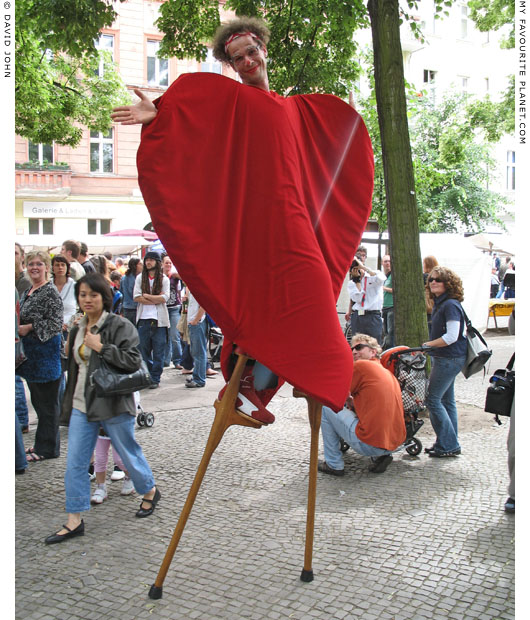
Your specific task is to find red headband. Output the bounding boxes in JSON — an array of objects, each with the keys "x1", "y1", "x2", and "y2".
[{"x1": 224, "y1": 31, "x2": 259, "y2": 54}]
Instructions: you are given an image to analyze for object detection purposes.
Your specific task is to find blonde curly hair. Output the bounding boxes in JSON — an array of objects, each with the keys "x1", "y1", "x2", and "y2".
[{"x1": 212, "y1": 16, "x2": 271, "y2": 64}]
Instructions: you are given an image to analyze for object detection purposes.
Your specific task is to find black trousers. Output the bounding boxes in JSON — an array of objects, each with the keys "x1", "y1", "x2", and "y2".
[
  {"x1": 27, "y1": 378, "x2": 61, "y2": 458},
  {"x1": 350, "y1": 311, "x2": 383, "y2": 345}
]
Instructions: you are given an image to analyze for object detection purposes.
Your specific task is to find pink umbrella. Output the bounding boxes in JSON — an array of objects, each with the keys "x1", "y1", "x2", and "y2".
[{"x1": 104, "y1": 228, "x2": 158, "y2": 241}]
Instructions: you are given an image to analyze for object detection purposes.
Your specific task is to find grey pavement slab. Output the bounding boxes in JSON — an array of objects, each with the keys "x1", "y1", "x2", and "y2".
[{"x1": 15, "y1": 337, "x2": 516, "y2": 619}]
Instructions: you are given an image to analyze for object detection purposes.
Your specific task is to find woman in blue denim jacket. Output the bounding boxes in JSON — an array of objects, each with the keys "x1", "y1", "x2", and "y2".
[{"x1": 423, "y1": 266, "x2": 467, "y2": 458}]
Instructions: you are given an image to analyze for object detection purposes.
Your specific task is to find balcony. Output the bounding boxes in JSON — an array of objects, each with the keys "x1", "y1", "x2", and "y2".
[{"x1": 15, "y1": 163, "x2": 72, "y2": 198}]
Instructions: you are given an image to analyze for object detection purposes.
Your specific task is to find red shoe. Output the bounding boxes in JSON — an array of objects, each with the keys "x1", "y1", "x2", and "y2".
[{"x1": 218, "y1": 372, "x2": 275, "y2": 425}]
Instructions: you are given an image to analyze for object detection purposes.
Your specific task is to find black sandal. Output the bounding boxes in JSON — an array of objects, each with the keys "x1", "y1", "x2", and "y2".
[{"x1": 135, "y1": 487, "x2": 161, "y2": 518}]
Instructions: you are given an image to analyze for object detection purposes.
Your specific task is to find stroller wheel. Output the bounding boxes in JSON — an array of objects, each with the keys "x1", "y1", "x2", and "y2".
[
  {"x1": 137, "y1": 412, "x2": 146, "y2": 427},
  {"x1": 406, "y1": 437, "x2": 422, "y2": 456},
  {"x1": 144, "y1": 412, "x2": 155, "y2": 427},
  {"x1": 340, "y1": 440, "x2": 350, "y2": 453}
]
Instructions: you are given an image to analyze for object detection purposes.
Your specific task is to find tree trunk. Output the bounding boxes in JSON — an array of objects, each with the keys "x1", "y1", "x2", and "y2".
[{"x1": 367, "y1": 0, "x2": 428, "y2": 346}]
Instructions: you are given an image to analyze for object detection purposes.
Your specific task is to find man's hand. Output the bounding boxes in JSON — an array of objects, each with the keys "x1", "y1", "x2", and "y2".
[{"x1": 111, "y1": 89, "x2": 158, "y2": 126}]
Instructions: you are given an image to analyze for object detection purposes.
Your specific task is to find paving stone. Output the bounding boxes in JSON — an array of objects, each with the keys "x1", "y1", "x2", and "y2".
[{"x1": 15, "y1": 374, "x2": 515, "y2": 619}]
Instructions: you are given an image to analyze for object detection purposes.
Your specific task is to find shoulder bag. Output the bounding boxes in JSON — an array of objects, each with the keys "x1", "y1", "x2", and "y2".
[
  {"x1": 461, "y1": 308, "x2": 492, "y2": 379},
  {"x1": 485, "y1": 353, "x2": 515, "y2": 424},
  {"x1": 90, "y1": 357, "x2": 153, "y2": 396}
]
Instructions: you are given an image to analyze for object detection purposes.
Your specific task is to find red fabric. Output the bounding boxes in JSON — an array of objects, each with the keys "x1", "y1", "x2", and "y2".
[{"x1": 137, "y1": 73, "x2": 373, "y2": 411}]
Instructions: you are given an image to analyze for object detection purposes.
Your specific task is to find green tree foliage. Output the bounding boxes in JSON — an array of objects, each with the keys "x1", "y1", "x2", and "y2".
[
  {"x1": 16, "y1": 0, "x2": 130, "y2": 146},
  {"x1": 157, "y1": 0, "x2": 369, "y2": 97},
  {"x1": 357, "y1": 83, "x2": 508, "y2": 233},
  {"x1": 467, "y1": 0, "x2": 515, "y2": 139},
  {"x1": 409, "y1": 92, "x2": 507, "y2": 232},
  {"x1": 468, "y1": 0, "x2": 515, "y2": 48}
]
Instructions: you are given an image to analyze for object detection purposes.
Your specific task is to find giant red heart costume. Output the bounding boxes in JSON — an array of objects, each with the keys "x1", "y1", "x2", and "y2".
[{"x1": 137, "y1": 73, "x2": 374, "y2": 411}]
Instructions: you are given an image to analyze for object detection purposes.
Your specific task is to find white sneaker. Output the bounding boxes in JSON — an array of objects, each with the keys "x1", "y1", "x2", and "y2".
[
  {"x1": 120, "y1": 477, "x2": 135, "y2": 496},
  {"x1": 110, "y1": 467, "x2": 125, "y2": 481},
  {"x1": 91, "y1": 484, "x2": 108, "y2": 504}
]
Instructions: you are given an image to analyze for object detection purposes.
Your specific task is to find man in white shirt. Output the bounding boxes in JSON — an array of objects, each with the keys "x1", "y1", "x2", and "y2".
[
  {"x1": 133, "y1": 251, "x2": 170, "y2": 388},
  {"x1": 345, "y1": 246, "x2": 385, "y2": 345}
]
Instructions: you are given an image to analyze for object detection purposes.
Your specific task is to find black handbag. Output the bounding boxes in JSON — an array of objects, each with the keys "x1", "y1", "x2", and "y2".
[
  {"x1": 90, "y1": 357, "x2": 153, "y2": 396},
  {"x1": 461, "y1": 309, "x2": 492, "y2": 379},
  {"x1": 484, "y1": 353, "x2": 514, "y2": 424}
]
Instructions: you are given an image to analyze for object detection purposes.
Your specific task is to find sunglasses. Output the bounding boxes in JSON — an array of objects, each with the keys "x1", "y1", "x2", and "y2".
[
  {"x1": 352, "y1": 343, "x2": 371, "y2": 351},
  {"x1": 428, "y1": 277, "x2": 445, "y2": 283}
]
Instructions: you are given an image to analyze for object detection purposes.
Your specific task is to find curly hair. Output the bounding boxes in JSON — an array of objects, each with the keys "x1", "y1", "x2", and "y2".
[
  {"x1": 425, "y1": 266, "x2": 464, "y2": 302},
  {"x1": 212, "y1": 16, "x2": 270, "y2": 64},
  {"x1": 350, "y1": 333, "x2": 382, "y2": 357}
]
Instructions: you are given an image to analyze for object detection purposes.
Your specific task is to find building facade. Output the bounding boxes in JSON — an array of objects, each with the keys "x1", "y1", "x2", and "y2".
[{"x1": 14, "y1": 0, "x2": 237, "y2": 255}]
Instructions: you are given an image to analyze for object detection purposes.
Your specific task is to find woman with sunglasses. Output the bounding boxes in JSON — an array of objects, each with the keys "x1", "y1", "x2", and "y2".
[{"x1": 423, "y1": 267, "x2": 467, "y2": 458}]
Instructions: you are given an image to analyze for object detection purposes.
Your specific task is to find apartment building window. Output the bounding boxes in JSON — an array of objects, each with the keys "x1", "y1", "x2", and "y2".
[
  {"x1": 147, "y1": 40, "x2": 169, "y2": 87},
  {"x1": 423, "y1": 69, "x2": 436, "y2": 84},
  {"x1": 28, "y1": 142, "x2": 54, "y2": 164},
  {"x1": 460, "y1": 4, "x2": 469, "y2": 39},
  {"x1": 459, "y1": 76, "x2": 469, "y2": 93},
  {"x1": 90, "y1": 129, "x2": 114, "y2": 173},
  {"x1": 87, "y1": 219, "x2": 111, "y2": 235},
  {"x1": 95, "y1": 33, "x2": 114, "y2": 77},
  {"x1": 29, "y1": 218, "x2": 54, "y2": 235},
  {"x1": 506, "y1": 151, "x2": 515, "y2": 191},
  {"x1": 201, "y1": 48, "x2": 222, "y2": 74}
]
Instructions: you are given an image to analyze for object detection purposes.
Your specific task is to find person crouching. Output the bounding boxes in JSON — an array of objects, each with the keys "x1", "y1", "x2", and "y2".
[{"x1": 318, "y1": 333, "x2": 406, "y2": 475}]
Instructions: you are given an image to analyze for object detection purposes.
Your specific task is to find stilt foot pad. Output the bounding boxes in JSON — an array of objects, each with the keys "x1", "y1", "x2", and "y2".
[
  {"x1": 148, "y1": 584, "x2": 163, "y2": 599},
  {"x1": 300, "y1": 569, "x2": 314, "y2": 582}
]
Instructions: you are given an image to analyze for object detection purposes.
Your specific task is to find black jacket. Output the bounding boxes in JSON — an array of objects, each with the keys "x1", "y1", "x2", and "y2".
[{"x1": 60, "y1": 313, "x2": 142, "y2": 424}]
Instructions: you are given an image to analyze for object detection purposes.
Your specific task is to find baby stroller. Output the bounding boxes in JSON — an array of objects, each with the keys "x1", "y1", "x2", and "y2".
[
  {"x1": 340, "y1": 346, "x2": 429, "y2": 457},
  {"x1": 380, "y1": 346, "x2": 429, "y2": 456},
  {"x1": 206, "y1": 314, "x2": 224, "y2": 369},
  {"x1": 134, "y1": 390, "x2": 155, "y2": 428}
]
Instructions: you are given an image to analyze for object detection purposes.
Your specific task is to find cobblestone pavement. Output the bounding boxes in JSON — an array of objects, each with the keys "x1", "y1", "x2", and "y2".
[{"x1": 15, "y1": 334, "x2": 515, "y2": 620}]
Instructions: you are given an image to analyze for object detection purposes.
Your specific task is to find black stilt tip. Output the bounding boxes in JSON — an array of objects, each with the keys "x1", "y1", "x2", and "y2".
[
  {"x1": 148, "y1": 584, "x2": 163, "y2": 599},
  {"x1": 300, "y1": 568, "x2": 314, "y2": 582}
]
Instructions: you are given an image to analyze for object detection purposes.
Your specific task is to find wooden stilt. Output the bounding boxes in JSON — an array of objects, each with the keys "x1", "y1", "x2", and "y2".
[
  {"x1": 148, "y1": 361, "x2": 323, "y2": 599},
  {"x1": 293, "y1": 389, "x2": 322, "y2": 583},
  {"x1": 149, "y1": 353, "x2": 263, "y2": 599}
]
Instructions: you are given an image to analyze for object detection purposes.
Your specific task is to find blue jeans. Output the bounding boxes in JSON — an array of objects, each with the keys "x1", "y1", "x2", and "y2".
[
  {"x1": 15, "y1": 375, "x2": 29, "y2": 428},
  {"x1": 64, "y1": 409, "x2": 156, "y2": 513},
  {"x1": 188, "y1": 320, "x2": 208, "y2": 386},
  {"x1": 137, "y1": 319, "x2": 168, "y2": 384},
  {"x1": 321, "y1": 406, "x2": 391, "y2": 470},
  {"x1": 164, "y1": 306, "x2": 183, "y2": 365},
  {"x1": 15, "y1": 410, "x2": 27, "y2": 472},
  {"x1": 426, "y1": 355, "x2": 466, "y2": 453}
]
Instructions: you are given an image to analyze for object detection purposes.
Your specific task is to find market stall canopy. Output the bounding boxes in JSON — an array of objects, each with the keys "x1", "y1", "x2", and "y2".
[
  {"x1": 467, "y1": 233, "x2": 515, "y2": 257},
  {"x1": 104, "y1": 228, "x2": 158, "y2": 241}
]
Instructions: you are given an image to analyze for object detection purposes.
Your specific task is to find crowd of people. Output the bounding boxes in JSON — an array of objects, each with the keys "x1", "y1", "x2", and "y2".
[
  {"x1": 490, "y1": 253, "x2": 515, "y2": 299},
  {"x1": 14, "y1": 239, "x2": 222, "y2": 542}
]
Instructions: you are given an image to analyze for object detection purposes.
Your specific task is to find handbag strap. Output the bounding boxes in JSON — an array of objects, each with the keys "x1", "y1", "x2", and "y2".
[{"x1": 506, "y1": 353, "x2": 515, "y2": 371}]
